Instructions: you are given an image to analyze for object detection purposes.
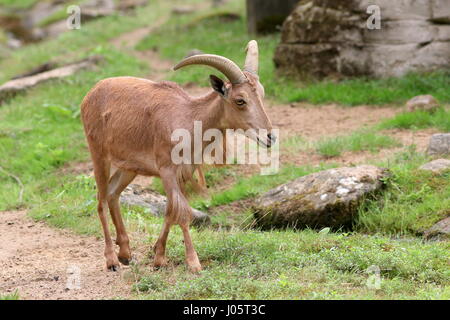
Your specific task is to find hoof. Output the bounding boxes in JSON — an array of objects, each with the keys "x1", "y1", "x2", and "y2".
[
  {"x1": 188, "y1": 264, "x2": 202, "y2": 273},
  {"x1": 153, "y1": 256, "x2": 168, "y2": 270},
  {"x1": 106, "y1": 254, "x2": 120, "y2": 272},
  {"x1": 118, "y1": 256, "x2": 131, "y2": 266},
  {"x1": 187, "y1": 261, "x2": 202, "y2": 273},
  {"x1": 107, "y1": 264, "x2": 120, "y2": 272}
]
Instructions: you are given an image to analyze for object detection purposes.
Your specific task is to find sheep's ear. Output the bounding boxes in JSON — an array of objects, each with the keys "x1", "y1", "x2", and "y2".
[{"x1": 209, "y1": 75, "x2": 228, "y2": 97}]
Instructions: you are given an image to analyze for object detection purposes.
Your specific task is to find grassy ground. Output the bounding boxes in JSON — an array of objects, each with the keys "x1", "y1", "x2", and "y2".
[
  {"x1": 131, "y1": 225, "x2": 450, "y2": 299},
  {"x1": 356, "y1": 148, "x2": 450, "y2": 236},
  {"x1": 0, "y1": 0, "x2": 38, "y2": 10},
  {"x1": 0, "y1": 0, "x2": 171, "y2": 209},
  {"x1": 379, "y1": 108, "x2": 450, "y2": 132},
  {"x1": 0, "y1": 0, "x2": 449, "y2": 300},
  {"x1": 315, "y1": 129, "x2": 400, "y2": 158}
]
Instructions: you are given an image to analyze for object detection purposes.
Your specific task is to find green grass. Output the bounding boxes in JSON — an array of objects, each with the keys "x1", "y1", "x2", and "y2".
[
  {"x1": 282, "y1": 135, "x2": 309, "y2": 154},
  {"x1": 316, "y1": 130, "x2": 401, "y2": 158},
  {"x1": 289, "y1": 71, "x2": 450, "y2": 106},
  {"x1": 0, "y1": 0, "x2": 172, "y2": 210},
  {"x1": 36, "y1": 1, "x2": 87, "y2": 28},
  {"x1": 0, "y1": 1, "x2": 169, "y2": 83},
  {"x1": 137, "y1": 0, "x2": 450, "y2": 106},
  {"x1": 28, "y1": 174, "x2": 102, "y2": 235},
  {"x1": 0, "y1": 0, "x2": 38, "y2": 10},
  {"x1": 355, "y1": 148, "x2": 450, "y2": 236},
  {"x1": 0, "y1": 290, "x2": 19, "y2": 300},
  {"x1": 379, "y1": 108, "x2": 450, "y2": 132},
  {"x1": 0, "y1": 47, "x2": 146, "y2": 210},
  {"x1": 130, "y1": 222, "x2": 449, "y2": 299}
]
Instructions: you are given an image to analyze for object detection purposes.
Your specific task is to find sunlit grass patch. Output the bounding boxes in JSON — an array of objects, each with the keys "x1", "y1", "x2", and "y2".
[
  {"x1": 315, "y1": 130, "x2": 400, "y2": 158},
  {"x1": 132, "y1": 228, "x2": 450, "y2": 299},
  {"x1": 378, "y1": 108, "x2": 450, "y2": 132},
  {"x1": 288, "y1": 71, "x2": 450, "y2": 106}
]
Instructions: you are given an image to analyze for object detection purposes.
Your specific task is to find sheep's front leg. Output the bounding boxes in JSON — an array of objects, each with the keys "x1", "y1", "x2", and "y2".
[{"x1": 158, "y1": 167, "x2": 202, "y2": 273}]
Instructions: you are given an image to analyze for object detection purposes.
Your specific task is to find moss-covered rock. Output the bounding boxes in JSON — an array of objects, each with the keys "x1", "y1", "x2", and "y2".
[{"x1": 252, "y1": 165, "x2": 390, "y2": 230}]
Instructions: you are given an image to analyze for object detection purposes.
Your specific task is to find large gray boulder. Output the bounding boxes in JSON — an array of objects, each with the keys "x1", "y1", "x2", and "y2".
[
  {"x1": 427, "y1": 134, "x2": 450, "y2": 156},
  {"x1": 274, "y1": 0, "x2": 450, "y2": 78},
  {"x1": 120, "y1": 184, "x2": 210, "y2": 227},
  {"x1": 253, "y1": 165, "x2": 390, "y2": 229}
]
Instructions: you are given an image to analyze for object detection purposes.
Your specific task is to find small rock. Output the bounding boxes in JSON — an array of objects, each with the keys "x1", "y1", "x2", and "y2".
[
  {"x1": 406, "y1": 95, "x2": 439, "y2": 113},
  {"x1": 80, "y1": 0, "x2": 115, "y2": 21},
  {"x1": 81, "y1": 8, "x2": 115, "y2": 21},
  {"x1": 427, "y1": 133, "x2": 450, "y2": 156},
  {"x1": 424, "y1": 217, "x2": 450, "y2": 240},
  {"x1": 253, "y1": 165, "x2": 390, "y2": 229},
  {"x1": 7, "y1": 37, "x2": 22, "y2": 49},
  {"x1": 212, "y1": 0, "x2": 227, "y2": 7},
  {"x1": 419, "y1": 159, "x2": 450, "y2": 174},
  {"x1": 120, "y1": 184, "x2": 210, "y2": 226},
  {"x1": 117, "y1": 0, "x2": 148, "y2": 11},
  {"x1": 172, "y1": 6, "x2": 195, "y2": 15}
]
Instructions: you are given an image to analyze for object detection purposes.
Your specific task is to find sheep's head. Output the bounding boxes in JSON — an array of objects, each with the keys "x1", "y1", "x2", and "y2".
[{"x1": 173, "y1": 40, "x2": 276, "y2": 148}]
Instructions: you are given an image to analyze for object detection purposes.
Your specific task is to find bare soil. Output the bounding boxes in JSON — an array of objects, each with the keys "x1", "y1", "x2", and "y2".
[{"x1": 0, "y1": 211, "x2": 133, "y2": 300}]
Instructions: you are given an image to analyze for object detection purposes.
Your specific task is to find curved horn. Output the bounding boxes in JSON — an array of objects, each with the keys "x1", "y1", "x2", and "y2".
[
  {"x1": 173, "y1": 54, "x2": 246, "y2": 84},
  {"x1": 244, "y1": 40, "x2": 259, "y2": 74}
]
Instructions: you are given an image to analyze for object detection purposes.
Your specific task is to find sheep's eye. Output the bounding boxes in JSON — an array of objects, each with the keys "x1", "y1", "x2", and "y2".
[{"x1": 235, "y1": 99, "x2": 246, "y2": 107}]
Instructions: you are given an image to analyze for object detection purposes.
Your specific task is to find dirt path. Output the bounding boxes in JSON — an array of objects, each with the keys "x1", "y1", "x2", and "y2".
[{"x1": 0, "y1": 211, "x2": 132, "y2": 300}]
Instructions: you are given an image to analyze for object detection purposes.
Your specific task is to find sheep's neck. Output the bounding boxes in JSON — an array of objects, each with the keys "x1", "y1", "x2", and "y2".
[{"x1": 191, "y1": 90, "x2": 226, "y2": 133}]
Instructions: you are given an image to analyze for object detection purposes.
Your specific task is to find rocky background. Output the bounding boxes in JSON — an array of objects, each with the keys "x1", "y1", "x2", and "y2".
[{"x1": 273, "y1": 0, "x2": 450, "y2": 78}]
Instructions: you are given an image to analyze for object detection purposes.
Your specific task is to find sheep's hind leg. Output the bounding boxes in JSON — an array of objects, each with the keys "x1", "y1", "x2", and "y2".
[
  {"x1": 158, "y1": 167, "x2": 201, "y2": 272},
  {"x1": 92, "y1": 158, "x2": 120, "y2": 271},
  {"x1": 180, "y1": 221, "x2": 201, "y2": 273},
  {"x1": 107, "y1": 169, "x2": 136, "y2": 265}
]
